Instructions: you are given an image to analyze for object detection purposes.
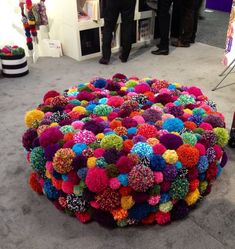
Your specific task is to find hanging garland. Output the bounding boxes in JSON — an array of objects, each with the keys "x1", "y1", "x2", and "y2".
[{"x1": 19, "y1": 0, "x2": 48, "y2": 51}]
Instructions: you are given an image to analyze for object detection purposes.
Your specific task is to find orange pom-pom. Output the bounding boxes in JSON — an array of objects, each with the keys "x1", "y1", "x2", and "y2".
[
  {"x1": 123, "y1": 139, "x2": 134, "y2": 152},
  {"x1": 176, "y1": 144, "x2": 200, "y2": 168},
  {"x1": 64, "y1": 132, "x2": 75, "y2": 141},
  {"x1": 110, "y1": 120, "x2": 122, "y2": 130},
  {"x1": 184, "y1": 121, "x2": 197, "y2": 131}
]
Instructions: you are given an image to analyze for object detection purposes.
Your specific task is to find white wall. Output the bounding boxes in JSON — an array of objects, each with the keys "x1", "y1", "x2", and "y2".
[{"x1": 0, "y1": 0, "x2": 27, "y2": 49}]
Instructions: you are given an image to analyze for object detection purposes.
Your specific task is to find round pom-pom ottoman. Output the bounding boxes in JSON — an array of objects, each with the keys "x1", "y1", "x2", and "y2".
[{"x1": 22, "y1": 74, "x2": 229, "y2": 228}]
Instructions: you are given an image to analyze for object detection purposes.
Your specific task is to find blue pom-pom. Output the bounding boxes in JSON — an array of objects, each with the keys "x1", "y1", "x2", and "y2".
[
  {"x1": 62, "y1": 174, "x2": 68, "y2": 181},
  {"x1": 160, "y1": 193, "x2": 170, "y2": 203},
  {"x1": 93, "y1": 79, "x2": 107, "y2": 89},
  {"x1": 197, "y1": 156, "x2": 209, "y2": 173},
  {"x1": 216, "y1": 163, "x2": 222, "y2": 178},
  {"x1": 131, "y1": 142, "x2": 153, "y2": 158},
  {"x1": 72, "y1": 143, "x2": 87, "y2": 155},
  {"x1": 99, "y1": 98, "x2": 108, "y2": 104},
  {"x1": 198, "y1": 173, "x2": 206, "y2": 181},
  {"x1": 162, "y1": 118, "x2": 184, "y2": 132},
  {"x1": 150, "y1": 154, "x2": 166, "y2": 171},
  {"x1": 168, "y1": 84, "x2": 177, "y2": 90},
  {"x1": 175, "y1": 161, "x2": 182, "y2": 169},
  {"x1": 128, "y1": 203, "x2": 152, "y2": 220},
  {"x1": 43, "y1": 179, "x2": 60, "y2": 200},
  {"x1": 86, "y1": 104, "x2": 96, "y2": 112},
  {"x1": 77, "y1": 167, "x2": 88, "y2": 180},
  {"x1": 127, "y1": 127, "x2": 137, "y2": 135},
  {"x1": 188, "y1": 114, "x2": 203, "y2": 126},
  {"x1": 52, "y1": 170, "x2": 62, "y2": 180},
  {"x1": 118, "y1": 174, "x2": 128, "y2": 186}
]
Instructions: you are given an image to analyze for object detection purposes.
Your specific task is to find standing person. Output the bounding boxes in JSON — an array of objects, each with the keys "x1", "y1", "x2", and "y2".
[
  {"x1": 151, "y1": 0, "x2": 173, "y2": 55},
  {"x1": 99, "y1": 0, "x2": 136, "y2": 65},
  {"x1": 171, "y1": 0, "x2": 196, "y2": 47},
  {"x1": 191, "y1": 0, "x2": 204, "y2": 43}
]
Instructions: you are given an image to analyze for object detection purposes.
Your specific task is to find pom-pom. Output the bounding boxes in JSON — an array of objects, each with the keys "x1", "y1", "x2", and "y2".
[
  {"x1": 25, "y1": 109, "x2": 45, "y2": 128},
  {"x1": 213, "y1": 128, "x2": 229, "y2": 147},
  {"x1": 159, "y1": 133, "x2": 183, "y2": 150},
  {"x1": 28, "y1": 172, "x2": 43, "y2": 193},
  {"x1": 162, "y1": 150, "x2": 178, "y2": 164},
  {"x1": 85, "y1": 167, "x2": 109, "y2": 192},
  {"x1": 155, "y1": 211, "x2": 171, "y2": 225},
  {"x1": 100, "y1": 134, "x2": 123, "y2": 151},
  {"x1": 162, "y1": 118, "x2": 184, "y2": 132},
  {"x1": 185, "y1": 188, "x2": 200, "y2": 206},
  {"x1": 39, "y1": 127, "x2": 64, "y2": 148}
]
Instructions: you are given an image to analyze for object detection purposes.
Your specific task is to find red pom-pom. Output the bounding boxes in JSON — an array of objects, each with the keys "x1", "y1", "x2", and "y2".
[
  {"x1": 156, "y1": 211, "x2": 171, "y2": 225},
  {"x1": 28, "y1": 172, "x2": 43, "y2": 194},
  {"x1": 43, "y1": 90, "x2": 60, "y2": 103},
  {"x1": 75, "y1": 211, "x2": 91, "y2": 223},
  {"x1": 116, "y1": 156, "x2": 134, "y2": 173},
  {"x1": 141, "y1": 213, "x2": 156, "y2": 225},
  {"x1": 189, "y1": 179, "x2": 199, "y2": 192}
]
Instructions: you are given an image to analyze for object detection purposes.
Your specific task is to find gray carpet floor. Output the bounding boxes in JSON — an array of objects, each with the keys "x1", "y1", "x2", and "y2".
[
  {"x1": 196, "y1": 10, "x2": 230, "y2": 48},
  {"x1": 0, "y1": 42, "x2": 235, "y2": 249}
]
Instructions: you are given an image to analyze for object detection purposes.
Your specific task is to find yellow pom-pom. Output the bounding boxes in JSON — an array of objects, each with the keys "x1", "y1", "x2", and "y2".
[
  {"x1": 159, "y1": 201, "x2": 173, "y2": 213},
  {"x1": 185, "y1": 188, "x2": 200, "y2": 206},
  {"x1": 162, "y1": 150, "x2": 178, "y2": 164},
  {"x1": 25, "y1": 109, "x2": 45, "y2": 128},
  {"x1": 121, "y1": 86, "x2": 127, "y2": 91},
  {"x1": 81, "y1": 100, "x2": 88, "y2": 106},
  {"x1": 87, "y1": 157, "x2": 97, "y2": 168},
  {"x1": 50, "y1": 122, "x2": 59, "y2": 127},
  {"x1": 96, "y1": 133, "x2": 104, "y2": 139},
  {"x1": 72, "y1": 106, "x2": 87, "y2": 114},
  {"x1": 45, "y1": 170, "x2": 52, "y2": 179},
  {"x1": 121, "y1": 196, "x2": 135, "y2": 210},
  {"x1": 184, "y1": 109, "x2": 193, "y2": 114}
]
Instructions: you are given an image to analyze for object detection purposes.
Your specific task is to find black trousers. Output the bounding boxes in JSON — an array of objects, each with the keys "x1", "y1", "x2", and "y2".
[
  {"x1": 157, "y1": 0, "x2": 173, "y2": 49},
  {"x1": 102, "y1": 0, "x2": 136, "y2": 60},
  {"x1": 191, "y1": 0, "x2": 203, "y2": 41},
  {"x1": 171, "y1": 0, "x2": 196, "y2": 43}
]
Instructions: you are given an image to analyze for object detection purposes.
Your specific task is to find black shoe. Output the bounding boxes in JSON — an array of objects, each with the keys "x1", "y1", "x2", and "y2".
[
  {"x1": 99, "y1": 57, "x2": 109, "y2": 65},
  {"x1": 199, "y1": 15, "x2": 205, "y2": 20},
  {"x1": 171, "y1": 40, "x2": 190, "y2": 47},
  {"x1": 119, "y1": 55, "x2": 128, "y2": 63},
  {"x1": 190, "y1": 39, "x2": 195, "y2": 44},
  {"x1": 151, "y1": 48, "x2": 169, "y2": 55}
]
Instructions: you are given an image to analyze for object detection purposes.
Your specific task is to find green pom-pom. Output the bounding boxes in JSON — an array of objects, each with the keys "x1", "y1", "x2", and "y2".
[
  {"x1": 40, "y1": 106, "x2": 54, "y2": 113},
  {"x1": 148, "y1": 185, "x2": 161, "y2": 195},
  {"x1": 100, "y1": 134, "x2": 123, "y2": 151},
  {"x1": 192, "y1": 108, "x2": 206, "y2": 117},
  {"x1": 30, "y1": 147, "x2": 46, "y2": 173},
  {"x1": 77, "y1": 85, "x2": 92, "y2": 92},
  {"x1": 96, "y1": 157, "x2": 107, "y2": 168},
  {"x1": 159, "y1": 201, "x2": 173, "y2": 212},
  {"x1": 170, "y1": 177, "x2": 189, "y2": 200},
  {"x1": 110, "y1": 91, "x2": 118, "y2": 96},
  {"x1": 93, "y1": 104, "x2": 113, "y2": 116},
  {"x1": 193, "y1": 128, "x2": 204, "y2": 135},
  {"x1": 178, "y1": 95, "x2": 195, "y2": 105},
  {"x1": 182, "y1": 132, "x2": 197, "y2": 145},
  {"x1": 117, "y1": 219, "x2": 128, "y2": 227},
  {"x1": 69, "y1": 99, "x2": 81, "y2": 106},
  {"x1": 106, "y1": 164, "x2": 119, "y2": 177},
  {"x1": 213, "y1": 127, "x2": 229, "y2": 147},
  {"x1": 89, "y1": 141, "x2": 100, "y2": 149},
  {"x1": 60, "y1": 125, "x2": 76, "y2": 134},
  {"x1": 125, "y1": 80, "x2": 138, "y2": 88},
  {"x1": 199, "y1": 181, "x2": 208, "y2": 194}
]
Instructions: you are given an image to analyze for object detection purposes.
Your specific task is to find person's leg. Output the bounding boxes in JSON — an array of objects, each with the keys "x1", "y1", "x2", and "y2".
[
  {"x1": 191, "y1": 0, "x2": 203, "y2": 42},
  {"x1": 100, "y1": 0, "x2": 119, "y2": 64},
  {"x1": 179, "y1": 0, "x2": 196, "y2": 45},
  {"x1": 171, "y1": 0, "x2": 183, "y2": 39},
  {"x1": 120, "y1": 0, "x2": 136, "y2": 61},
  {"x1": 152, "y1": 0, "x2": 172, "y2": 55}
]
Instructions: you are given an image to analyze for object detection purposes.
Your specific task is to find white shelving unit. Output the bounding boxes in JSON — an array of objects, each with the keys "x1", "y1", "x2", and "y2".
[{"x1": 47, "y1": 0, "x2": 155, "y2": 61}]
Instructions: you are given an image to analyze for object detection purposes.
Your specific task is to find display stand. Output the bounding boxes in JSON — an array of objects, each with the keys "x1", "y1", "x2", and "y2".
[
  {"x1": 47, "y1": 0, "x2": 155, "y2": 61},
  {"x1": 212, "y1": 59, "x2": 235, "y2": 91}
]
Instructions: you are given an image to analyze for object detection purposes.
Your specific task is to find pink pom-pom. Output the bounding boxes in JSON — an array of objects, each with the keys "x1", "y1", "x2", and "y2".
[
  {"x1": 108, "y1": 112, "x2": 119, "y2": 121},
  {"x1": 94, "y1": 148, "x2": 105, "y2": 157},
  {"x1": 199, "y1": 122, "x2": 213, "y2": 130},
  {"x1": 195, "y1": 143, "x2": 206, "y2": 156},
  {"x1": 90, "y1": 200, "x2": 100, "y2": 208},
  {"x1": 46, "y1": 161, "x2": 53, "y2": 173},
  {"x1": 132, "y1": 115, "x2": 145, "y2": 124},
  {"x1": 188, "y1": 86, "x2": 203, "y2": 97},
  {"x1": 109, "y1": 178, "x2": 121, "y2": 190},
  {"x1": 71, "y1": 121, "x2": 84, "y2": 130},
  {"x1": 154, "y1": 172, "x2": 164, "y2": 183},
  {"x1": 85, "y1": 168, "x2": 109, "y2": 193},
  {"x1": 63, "y1": 140, "x2": 75, "y2": 148},
  {"x1": 61, "y1": 181, "x2": 74, "y2": 194},
  {"x1": 153, "y1": 144, "x2": 166, "y2": 155},
  {"x1": 74, "y1": 130, "x2": 96, "y2": 145},
  {"x1": 213, "y1": 144, "x2": 223, "y2": 160},
  {"x1": 135, "y1": 83, "x2": 150, "y2": 93},
  {"x1": 107, "y1": 96, "x2": 124, "y2": 107},
  {"x1": 67, "y1": 171, "x2": 79, "y2": 184},
  {"x1": 148, "y1": 195, "x2": 161, "y2": 205},
  {"x1": 44, "y1": 112, "x2": 53, "y2": 118}
]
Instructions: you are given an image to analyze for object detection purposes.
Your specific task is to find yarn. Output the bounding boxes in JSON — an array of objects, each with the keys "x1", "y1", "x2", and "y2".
[{"x1": 22, "y1": 74, "x2": 229, "y2": 227}]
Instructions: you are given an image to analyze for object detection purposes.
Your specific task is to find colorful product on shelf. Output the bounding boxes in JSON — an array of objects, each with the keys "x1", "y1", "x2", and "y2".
[
  {"x1": 22, "y1": 74, "x2": 229, "y2": 227},
  {"x1": 0, "y1": 46, "x2": 29, "y2": 77}
]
